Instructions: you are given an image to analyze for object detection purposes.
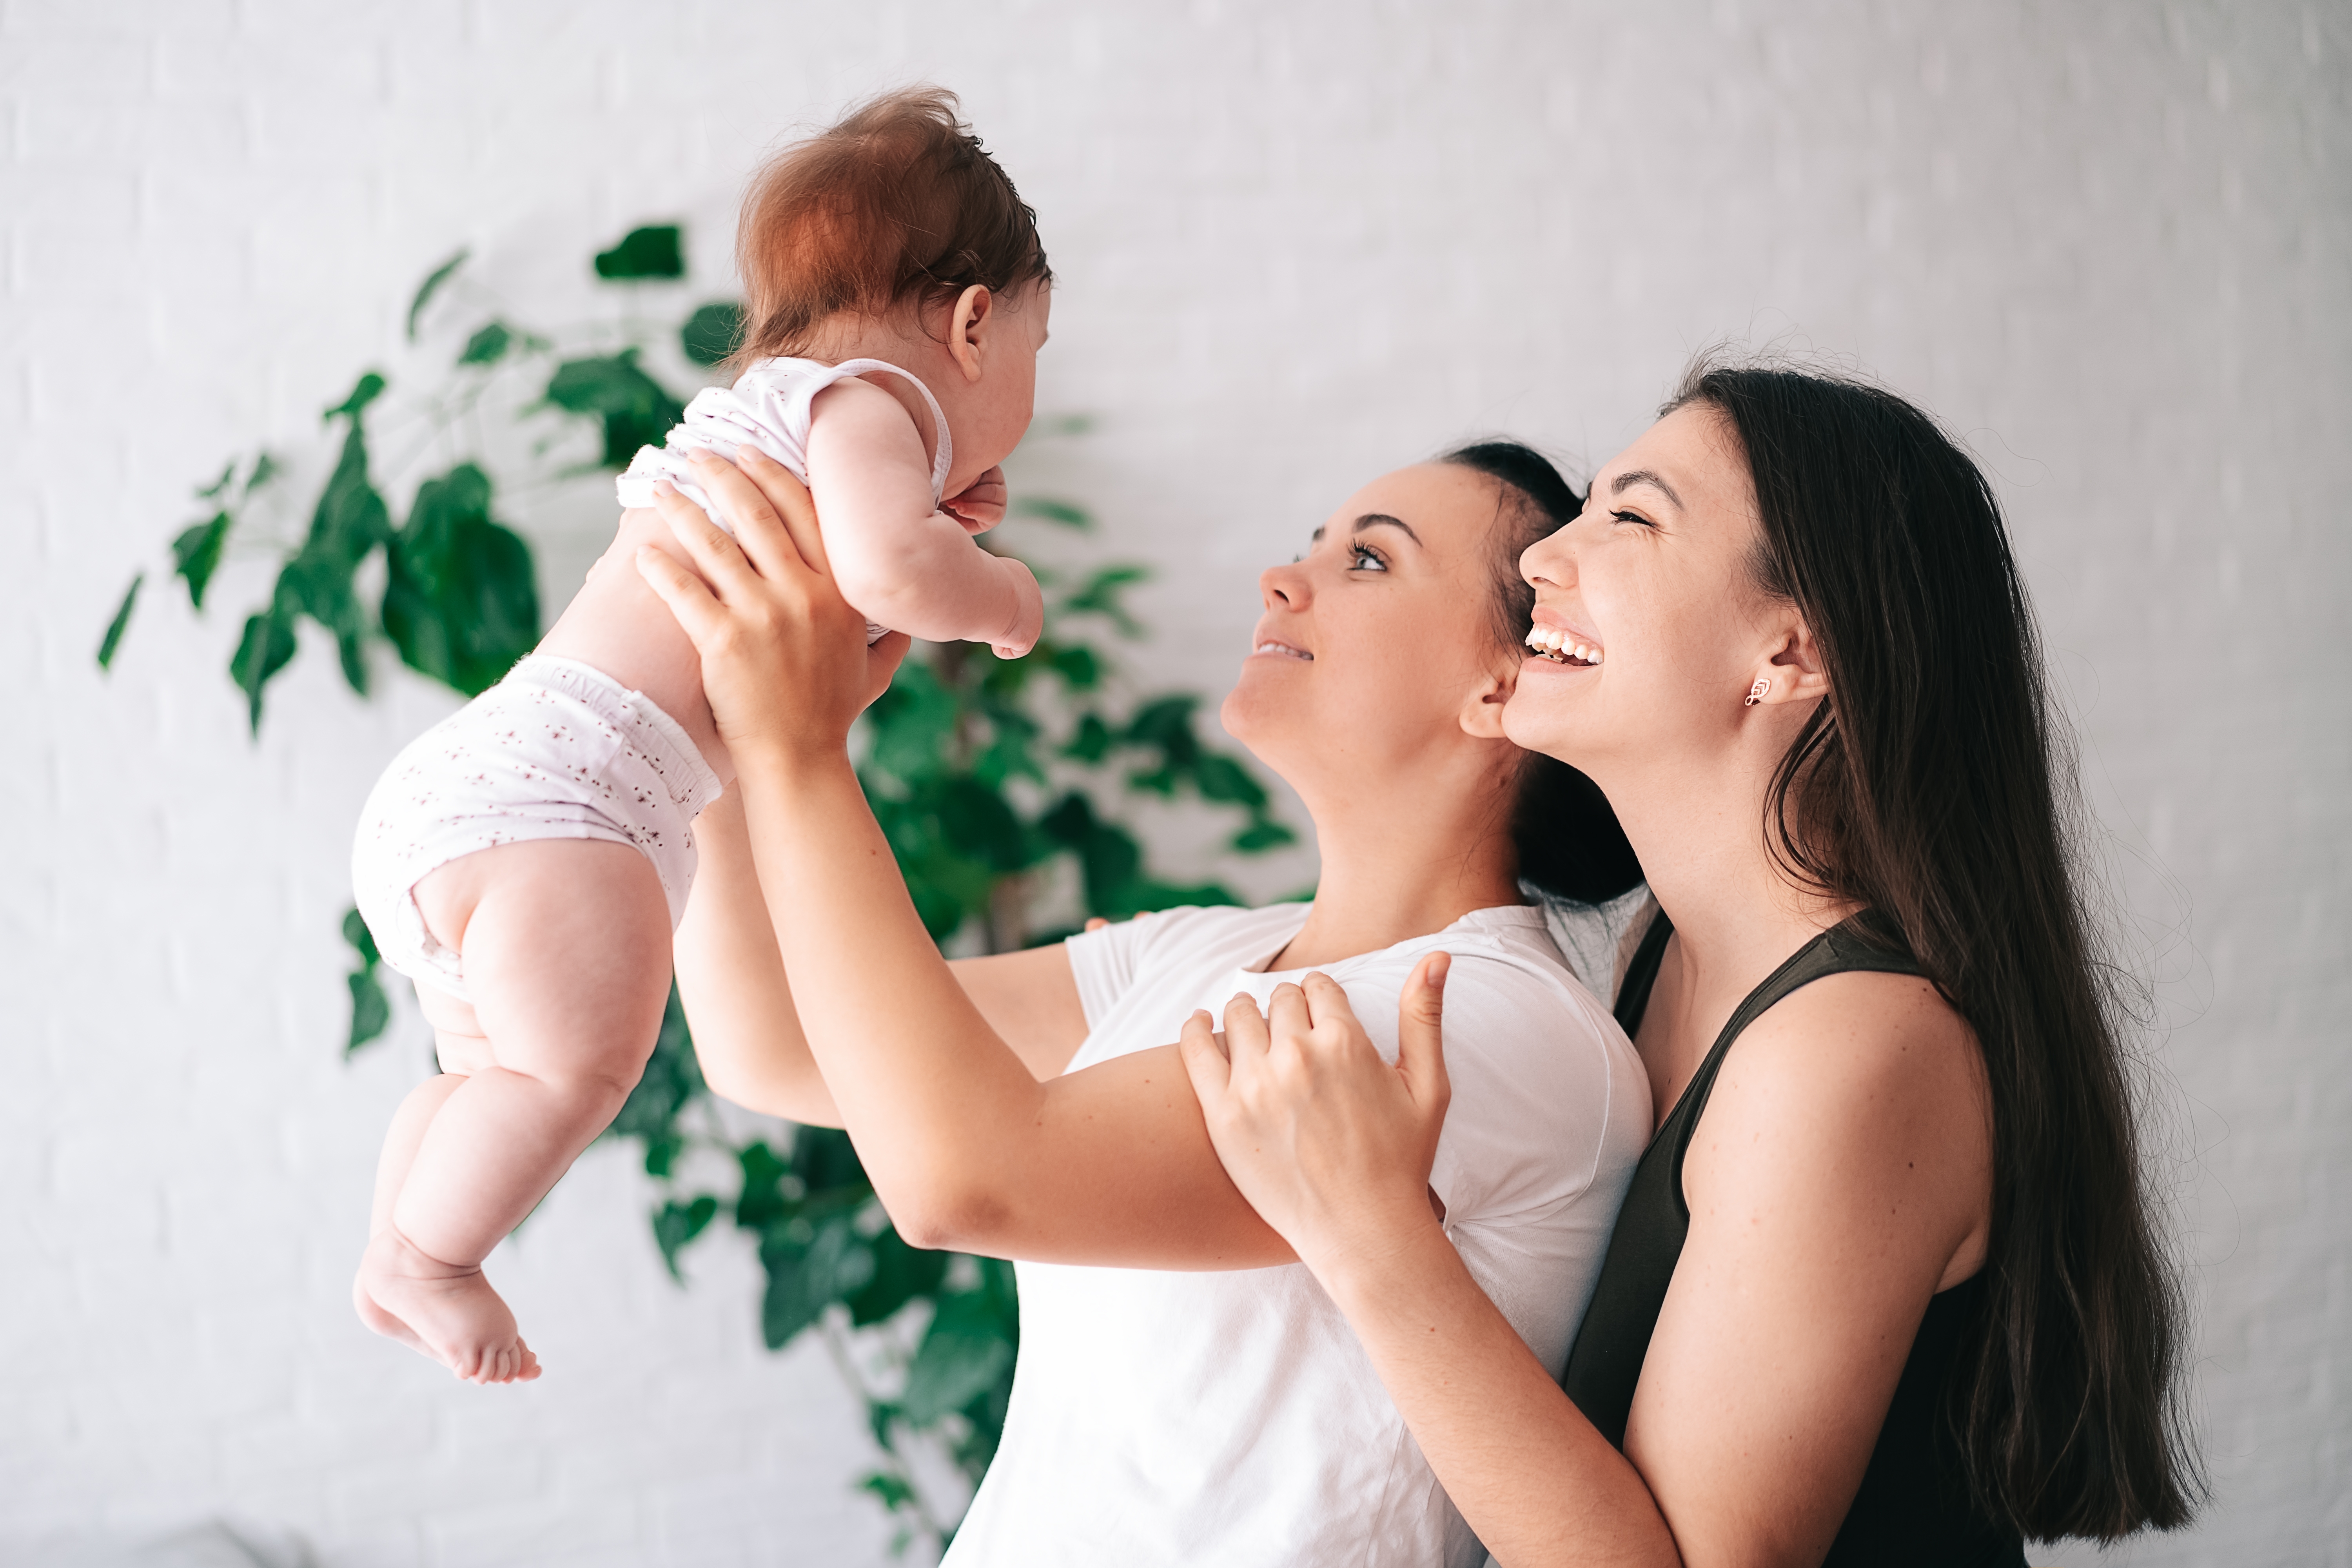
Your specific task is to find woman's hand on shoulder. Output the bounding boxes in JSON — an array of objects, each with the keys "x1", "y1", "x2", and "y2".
[
  {"x1": 1180, "y1": 957, "x2": 1454, "y2": 1281},
  {"x1": 633, "y1": 447, "x2": 906, "y2": 768}
]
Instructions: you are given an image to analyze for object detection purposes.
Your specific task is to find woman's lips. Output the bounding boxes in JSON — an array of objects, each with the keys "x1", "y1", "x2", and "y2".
[
  {"x1": 1253, "y1": 639, "x2": 1313, "y2": 661},
  {"x1": 1524, "y1": 624, "x2": 1602, "y2": 667}
]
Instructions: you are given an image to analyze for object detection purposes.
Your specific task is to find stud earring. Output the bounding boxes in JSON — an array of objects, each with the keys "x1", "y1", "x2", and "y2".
[{"x1": 1744, "y1": 678, "x2": 1769, "y2": 707}]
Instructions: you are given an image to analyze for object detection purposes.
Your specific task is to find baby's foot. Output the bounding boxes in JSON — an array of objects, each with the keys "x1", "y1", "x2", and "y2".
[{"x1": 356, "y1": 1228, "x2": 543, "y2": 1385}]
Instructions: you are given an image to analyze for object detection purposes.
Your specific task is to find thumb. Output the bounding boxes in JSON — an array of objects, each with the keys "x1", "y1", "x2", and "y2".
[
  {"x1": 1177, "y1": 1008, "x2": 1232, "y2": 1106},
  {"x1": 1398, "y1": 950, "x2": 1453, "y2": 1116}
]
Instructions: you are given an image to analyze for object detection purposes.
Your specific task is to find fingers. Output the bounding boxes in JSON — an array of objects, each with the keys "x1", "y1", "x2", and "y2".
[
  {"x1": 1266, "y1": 980, "x2": 1312, "y2": 1045},
  {"x1": 718, "y1": 446, "x2": 831, "y2": 577},
  {"x1": 1178, "y1": 1008, "x2": 1230, "y2": 1103},
  {"x1": 634, "y1": 539, "x2": 731, "y2": 649},
  {"x1": 670, "y1": 452, "x2": 812, "y2": 593},
  {"x1": 1222, "y1": 990, "x2": 1272, "y2": 1070},
  {"x1": 1297, "y1": 971, "x2": 1365, "y2": 1044},
  {"x1": 1397, "y1": 951, "x2": 1454, "y2": 1113},
  {"x1": 647, "y1": 479, "x2": 764, "y2": 599}
]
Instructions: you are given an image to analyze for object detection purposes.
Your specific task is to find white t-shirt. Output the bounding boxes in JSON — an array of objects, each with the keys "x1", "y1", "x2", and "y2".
[{"x1": 944, "y1": 902, "x2": 1653, "y2": 1568}]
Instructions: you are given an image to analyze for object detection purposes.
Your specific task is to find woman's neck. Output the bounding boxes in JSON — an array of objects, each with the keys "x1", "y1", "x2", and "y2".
[
  {"x1": 1269, "y1": 773, "x2": 1524, "y2": 972},
  {"x1": 1601, "y1": 740, "x2": 1855, "y2": 1048}
]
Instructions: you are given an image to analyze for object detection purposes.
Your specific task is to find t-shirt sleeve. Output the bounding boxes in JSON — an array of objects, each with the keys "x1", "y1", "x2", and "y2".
[{"x1": 1062, "y1": 907, "x2": 1187, "y2": 1030}]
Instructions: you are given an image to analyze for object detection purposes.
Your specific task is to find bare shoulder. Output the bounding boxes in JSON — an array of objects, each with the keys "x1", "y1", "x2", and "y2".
[{"x1": 1687, "y1": 969, "x2": 1992, "y2": 1281}]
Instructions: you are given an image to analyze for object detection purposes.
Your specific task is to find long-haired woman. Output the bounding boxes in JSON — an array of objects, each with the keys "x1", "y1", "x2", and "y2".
[{"x1": 1182, "y1": 359, "x2": 2201, "y2": 1565}]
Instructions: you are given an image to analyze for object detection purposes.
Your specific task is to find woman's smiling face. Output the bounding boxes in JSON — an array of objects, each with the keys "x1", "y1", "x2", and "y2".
[
  {"x1": 1504, "y1": 403, "x2": 1779, "y2": 773},
  {"x1": 1221, "y1": 463, "x2": 1521, "y2": 789}
]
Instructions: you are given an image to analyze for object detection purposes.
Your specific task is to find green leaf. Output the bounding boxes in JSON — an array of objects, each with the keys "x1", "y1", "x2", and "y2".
[
  {"x1": 857, "y1": 1470, "x2": 916, "y2": 1512},
  {"x1": 653, "y1": 1194, "x2": 720, "y2": 1281},
  {"x1": 543, "y1": 350, "x2": 686, "y2": 469},
  {"x1": 759, "y1": 1215, "x2": 875, "y2": 1350},
  {"x1": 593, "y1": 225, "x2": 685, "y2": 281},
  {"x1": 1230, "y1": 817, "x2": 1298, "y2": 854},
  {"x1": 1046, "y1": 644, "x2": 1100, "y2": 690},
  {"x1": 195, "y1": 461, "x2": 237, "y2": 501},
  {"x1": 680, "y1": 301, "x2": 743, "y2": 368},
  {"x1": 342, "y1": 906, "x2": 379, "y2": 967},
  {"x1": 96, "y1": 573, "x2": 142, "y2": 671},
  {"x1": 407, "y1": 250, "x2": 468, "y2": 340},
  {"x1": 846, "y1": 1226, "x2": 950, "y2": 1328},
  {"x1": 902, "y1": 1288, "x2": 1018, "y2": 1426},
  {"x1": 1011, "y1": 496, "x2": 1091, "y2": 529},
  {"x1": 936, "y1": 776, "x2": 1031, "y2": 874},
  {"x1": 458, "y1": 321, "x2": 512, "y2": 366},
  {"x1": 324, "y1": 370, "x2": 387, "y2": 421},
  {"x1": 731, "y1": 1140, "x2": 797, "y2": 1234},
  {"x1": 1060, "y1": 564, "x2": 1149, "y2": 637},
  {"x1": 382, "y1": 462, "x2": 541, "y2": 696},
  {"x1": 229, "y1": 605, "x2": 296, "y2": 733},
  {"x1": 170, "y1": 512, "x2": 232, "y2": 610},
  {"x1": 245, "y1": 451, "x2": 279, "y2": 494},
  {"x1": 605, "y1": 988, "x2": 705, "y2": 1157},
  {"x1": 345, "y1": 967, "x2": 389, "y2": 1055},
  {"x1": 277, "y1": 403, "x2": 392, "y2": 697}
]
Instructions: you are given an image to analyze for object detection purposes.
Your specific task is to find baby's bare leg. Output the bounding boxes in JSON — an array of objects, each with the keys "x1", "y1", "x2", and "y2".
[{"x1": 355, "y1": 839, "x2": 672, "y2": 1383}]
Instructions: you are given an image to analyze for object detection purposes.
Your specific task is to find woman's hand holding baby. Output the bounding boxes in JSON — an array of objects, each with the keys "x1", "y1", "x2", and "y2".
[
  {"x1": 635, "y1": 447, "x2": 908, "y2": 769},
  {"x1": 1179, "y1": 958, "x2": 1455, "y2": 1287}
]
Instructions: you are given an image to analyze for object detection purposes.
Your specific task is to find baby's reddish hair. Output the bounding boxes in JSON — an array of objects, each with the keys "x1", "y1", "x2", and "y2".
[{"x1": 732, "y1": 87, "x2": 1051, "y2": 368}]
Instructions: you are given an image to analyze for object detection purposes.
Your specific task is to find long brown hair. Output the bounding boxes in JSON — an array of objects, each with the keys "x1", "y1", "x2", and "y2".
[
  {"x1": 731, "y1": 86, "x2": 1051, "y2": 370},
  {"x1": 1666, "y1": 357, "x2": 2200, "y2": 1539}
]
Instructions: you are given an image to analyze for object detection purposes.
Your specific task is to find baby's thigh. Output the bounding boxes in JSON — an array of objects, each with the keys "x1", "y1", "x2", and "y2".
[{"x1": 417, "y1": 838, "x2": 674, "y2": 1085}]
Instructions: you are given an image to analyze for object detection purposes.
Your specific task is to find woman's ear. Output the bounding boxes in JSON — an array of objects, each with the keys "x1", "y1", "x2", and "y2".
[
  {"x1": 1458, "y1": 660, "x2": 1518, "y2": 739},
  {"x1": 946, "y1": 285, "x2": 994, "y2": 382},
  {"x1": 1750, "y1": 620, "x2": 1830, "y2": 706}
]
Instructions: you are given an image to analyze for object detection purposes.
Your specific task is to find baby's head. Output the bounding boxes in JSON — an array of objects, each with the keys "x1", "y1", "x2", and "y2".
[{"x1": 735, "y1": 87, "x2": 1053, "y2": 482}]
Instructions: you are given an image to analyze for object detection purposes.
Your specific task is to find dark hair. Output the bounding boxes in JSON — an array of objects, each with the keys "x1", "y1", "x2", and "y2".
[
  {"x1": 1440, "y1": 441, "x2": 1644, "y2": 907},
  {"x1": 1663, "y1": 357, "x2": 2200, "y2": 1539},
  {"x1": 731, "y1": 86, "x2": 1052, "y2": 369}
]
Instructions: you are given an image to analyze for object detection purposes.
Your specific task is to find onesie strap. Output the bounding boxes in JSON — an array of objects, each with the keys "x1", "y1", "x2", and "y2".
[{"x1": 800, "y1": 357, "x2": 955, "y2": 505}]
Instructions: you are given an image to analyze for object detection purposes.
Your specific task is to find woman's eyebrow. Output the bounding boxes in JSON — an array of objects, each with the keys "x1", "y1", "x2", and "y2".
[
  {"x1": 1354, "y1": 513, "x2": 1422, "y2": 545},
  {"x1": 1609, "y1": 469, "x2": 1685, "y2": 510}
]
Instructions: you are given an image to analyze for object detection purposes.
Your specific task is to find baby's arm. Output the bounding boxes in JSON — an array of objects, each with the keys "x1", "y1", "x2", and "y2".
[{"x1": 802, "y1": 378, "x2": 1043, "y2": 655}]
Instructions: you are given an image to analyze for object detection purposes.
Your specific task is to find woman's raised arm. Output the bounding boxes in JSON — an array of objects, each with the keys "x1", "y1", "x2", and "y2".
[
  {"x1": 674, "y1": 787, "x2": 1094, "y2": 1125},
  {"x1": 636, "y1": 446, "x2": 1290, "y2": 1270}
]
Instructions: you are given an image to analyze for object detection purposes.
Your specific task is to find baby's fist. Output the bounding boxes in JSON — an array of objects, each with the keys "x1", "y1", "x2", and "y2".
[
  {"x1": 991, "y1": 557, "x2": 1045, "y2": 660},
  {"x1": 943, "y1": 466, "x2": 1009, "y2": 533}
]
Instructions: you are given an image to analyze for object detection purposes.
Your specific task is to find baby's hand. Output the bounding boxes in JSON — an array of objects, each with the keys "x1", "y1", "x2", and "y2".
[
  {"x1": 942, "y1": 466, "x2": 1008, "y2": 533},
  {"x1": 991, "y1": 557, "x2": 1044, "y2": 660}
]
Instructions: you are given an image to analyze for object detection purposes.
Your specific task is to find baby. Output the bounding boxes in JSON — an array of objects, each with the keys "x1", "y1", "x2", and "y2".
[{"x1": 348, "y1": 87, "x2": 1050, "y2": 1383}]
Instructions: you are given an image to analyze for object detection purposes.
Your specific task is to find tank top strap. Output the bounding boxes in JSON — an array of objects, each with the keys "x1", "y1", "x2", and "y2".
[{"x1": 1633, "y1": 911, "x2": 1928, "y2": 1220}]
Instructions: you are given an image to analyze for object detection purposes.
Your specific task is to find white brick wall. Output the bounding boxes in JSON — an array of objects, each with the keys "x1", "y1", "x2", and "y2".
[{"x1": 3, "y1": 2, "x2": 2343, "y2": 1563}]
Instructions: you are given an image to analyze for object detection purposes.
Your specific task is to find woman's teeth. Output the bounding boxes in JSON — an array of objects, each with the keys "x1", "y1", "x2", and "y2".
[
  {"x1": 1256, "y1": 641, "x2": 1312, "y2": 661},
  {"x1": 1524, "y1": 626, "x2": 1602, "y2": 666}
]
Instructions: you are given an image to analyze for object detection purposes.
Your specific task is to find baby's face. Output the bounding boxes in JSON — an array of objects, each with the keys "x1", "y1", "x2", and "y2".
[{"x1": 959, "y1": 280, "x2": 1052, "y2": 477}]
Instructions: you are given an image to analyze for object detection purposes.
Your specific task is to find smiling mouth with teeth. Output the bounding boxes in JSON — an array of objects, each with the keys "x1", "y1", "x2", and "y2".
[
  {"x1": 1255, "y1": 641, "x2": 1313, "y2": 661},
  {"x1": 1525, "y1": 626, "x2": 1603, "y2": 666}
]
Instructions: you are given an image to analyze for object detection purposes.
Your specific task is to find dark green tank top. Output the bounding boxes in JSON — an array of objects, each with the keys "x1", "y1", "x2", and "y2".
[{"x1": 1559, "y1": 912, "x2": 2025, "y2": 1568}]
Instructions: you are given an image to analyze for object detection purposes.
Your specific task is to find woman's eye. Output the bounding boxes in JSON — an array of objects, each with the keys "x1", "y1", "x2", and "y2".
[
  {"x1": 1350, "y1": 544, "x2": 1388, "y2": 572},
  {"x1": 1610, "y1": 509, "x2": 1656, "y2": 530}
]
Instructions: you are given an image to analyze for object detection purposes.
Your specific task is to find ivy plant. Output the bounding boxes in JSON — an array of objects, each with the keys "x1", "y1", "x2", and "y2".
[{"x1": 100, "y1": 225, "x2": 1292, "y2": 1555}]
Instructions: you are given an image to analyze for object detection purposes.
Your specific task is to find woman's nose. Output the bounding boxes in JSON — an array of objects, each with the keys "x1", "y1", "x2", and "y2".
[
  {"x1": 1259, "y1": 559, "x2": 1306, "y2": 608},
  {"x1": 1520, "y1": 516, "x2": 1583, "y2": 590}
]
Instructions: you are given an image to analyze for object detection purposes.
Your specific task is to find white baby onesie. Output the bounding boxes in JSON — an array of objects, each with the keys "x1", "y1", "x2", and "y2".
[{"x1": 616, "y1": 355, "x2": 952, "y2": 644}]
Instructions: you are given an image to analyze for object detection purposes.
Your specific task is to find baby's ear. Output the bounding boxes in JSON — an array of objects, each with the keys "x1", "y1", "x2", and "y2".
[{"x1": 946, "y1": 285, "x2": 994, "y2": 381}]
